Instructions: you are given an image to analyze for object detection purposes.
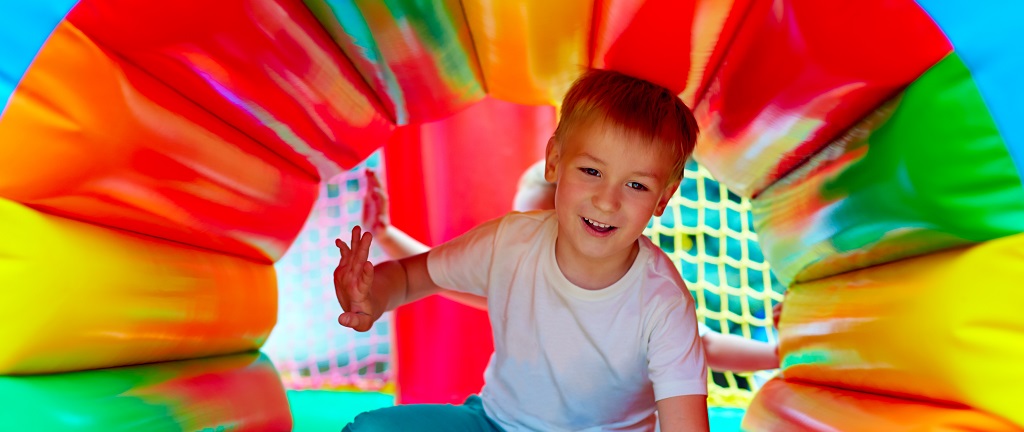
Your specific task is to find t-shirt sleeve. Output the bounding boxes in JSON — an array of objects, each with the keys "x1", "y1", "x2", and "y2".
[
  {"x1": 426, "y1": 216, "x2": 503, "y2": 297},
  {"x1": 648, "y1": 293, "x2": 708, "y2": 400}
]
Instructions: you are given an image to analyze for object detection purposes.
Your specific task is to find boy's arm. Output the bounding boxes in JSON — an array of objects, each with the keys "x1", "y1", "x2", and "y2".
[
  {"x1": 371, "y1": 227, "x2": 487, "y2": 311},
  {"x1": 377, "y1": 251, "x2": 445, "y2": 310},
  {"x1": 702, "y1": 332, "x2": 779, "y2": 372},
  {"x1": 657, "y1": 395, "x2": 709, "y2": 432}
]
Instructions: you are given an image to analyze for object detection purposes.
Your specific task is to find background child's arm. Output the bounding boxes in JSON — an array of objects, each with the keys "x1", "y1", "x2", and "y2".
[
  {"x1": 657, "y1": 395, "x2": 710, "y2": 432},
  {"x1": 702, "y1": 332, "x2": 779, "y2": 372}
]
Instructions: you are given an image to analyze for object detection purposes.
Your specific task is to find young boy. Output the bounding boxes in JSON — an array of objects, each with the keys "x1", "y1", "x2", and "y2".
[
  {"x1": 364, "y1": 163, "x2": 780, "y2": 373},
  {"x1": 334, "y1": 69, "x2": 709, "y2": 431}
]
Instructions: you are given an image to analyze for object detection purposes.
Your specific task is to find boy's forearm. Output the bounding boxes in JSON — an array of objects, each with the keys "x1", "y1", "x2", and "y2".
[
  {"x1": 370, "y1": 260, "x2": 412, "y2": 313},
  {"x1": 371, "y1": 252, "x2": 443, "y2": 313}
]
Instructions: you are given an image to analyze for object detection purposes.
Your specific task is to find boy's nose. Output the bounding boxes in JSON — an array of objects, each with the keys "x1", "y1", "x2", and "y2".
[{"x1": 592, "y1": 185, "x2": 621, "y2": 213}]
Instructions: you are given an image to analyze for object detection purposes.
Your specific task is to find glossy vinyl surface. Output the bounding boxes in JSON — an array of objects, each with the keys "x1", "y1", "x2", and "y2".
[
  {"x1": 0, "y1": 352, "x2": 292, "y2": 431},
  {"x1": 0, "y1": 200, "x2": 277, "y2": 375},
  {"x1": 3, "y1": 2, "x2": 1023, "y2": 424},
  {"x1": 0, "y1": 21, "x2": 318, "y2": 264},
  {"x1": 692, "y1": 0, "x2": 951, "y2": 197},
  {"x1": 744, "y1": 378, "x2": 1020, "y2": 432},
  {"x1": 591, "y1": 0, "x2": 752, "y2": 105},
  {"x1": 462, "y1": 0, "x2": 591, "y2": 106},
  {"x1": 69, "y1": 0, "x2": 395, "y2": 179},
  {"x1": 775, "y1": 233, "x2": 1024, "y2": 427},
  {"x1": 752, "y1": 53, "x2": 1024, "y2": 285},
  {"x1": 306, "y1": 0, "x2": 485, "y2": 124}
]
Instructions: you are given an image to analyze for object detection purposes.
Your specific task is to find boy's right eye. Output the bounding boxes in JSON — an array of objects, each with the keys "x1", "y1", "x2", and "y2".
[{"x1": 579, "y1": 167, "x2": 600, "y2": 177}]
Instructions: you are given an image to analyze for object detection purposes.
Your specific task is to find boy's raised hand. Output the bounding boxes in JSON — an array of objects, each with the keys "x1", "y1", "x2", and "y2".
[{"x1": 334, "y1": 225, "x2": 377, "y2": 332}]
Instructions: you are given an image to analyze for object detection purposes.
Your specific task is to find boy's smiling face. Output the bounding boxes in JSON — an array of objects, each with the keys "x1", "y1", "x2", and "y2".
[{"x1": 545, "y1": 118, "x2": 681, "y2": 277}]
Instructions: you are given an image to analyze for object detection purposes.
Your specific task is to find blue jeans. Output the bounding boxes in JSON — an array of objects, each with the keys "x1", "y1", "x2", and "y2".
[{"x1": 342, "y1": 395, "x2": 505, "y2": 432}]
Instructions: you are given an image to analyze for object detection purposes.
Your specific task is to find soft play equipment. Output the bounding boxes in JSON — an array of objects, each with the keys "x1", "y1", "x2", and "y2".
[
  {"x1": 0, "y1": 352, "x2": 292, "y2": 431},
  {"x1": 2, "y1": 0, "x2": 1022, "y2": 430}
]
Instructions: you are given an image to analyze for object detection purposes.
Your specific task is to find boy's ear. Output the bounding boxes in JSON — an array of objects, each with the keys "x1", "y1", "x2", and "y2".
[
  {"x1": 654, "y1": 179, "x2": 681, "y2": 217},
  {"x1": 544, "y1": 137, "x2": 559, "y2": 183}
]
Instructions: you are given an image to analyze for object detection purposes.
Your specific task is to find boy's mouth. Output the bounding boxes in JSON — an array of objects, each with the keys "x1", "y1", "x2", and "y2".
[{"x1": 582, "y1": 217, "x2": 616, "y2": 234}]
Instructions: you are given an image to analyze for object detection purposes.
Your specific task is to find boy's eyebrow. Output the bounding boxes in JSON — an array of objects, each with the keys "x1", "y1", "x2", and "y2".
[{"x1": 579, "y1": 152, "x2": 660, "y2": 180}]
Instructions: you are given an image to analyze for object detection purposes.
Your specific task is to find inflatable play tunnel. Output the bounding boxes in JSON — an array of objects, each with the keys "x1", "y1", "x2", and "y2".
[{"x1": 2, "y1": 0, "x2": 1022, "y2": 430}]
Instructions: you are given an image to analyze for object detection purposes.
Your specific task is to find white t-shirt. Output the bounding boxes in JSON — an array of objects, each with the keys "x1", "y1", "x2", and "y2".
[{"x1": 428, "y1": 211, "x2": 707, "y2": 431}]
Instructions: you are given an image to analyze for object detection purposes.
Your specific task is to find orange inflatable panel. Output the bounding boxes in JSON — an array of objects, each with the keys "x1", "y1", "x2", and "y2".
[
  {"x1": 462, "y1": 0, "x2": 591, "y2": 106},
  {"x1": 744, "y1": 378, "x2": 1019, "y2": 431},
  {"x1": 69, "y1": 0, "x2": 395, "y2": 179},
  {"x1": 0, "y1": 21, "x2": 317, "y2": 264},
  {"x1": 0, "y1": 199, "x2": 277, "y2": 375}
]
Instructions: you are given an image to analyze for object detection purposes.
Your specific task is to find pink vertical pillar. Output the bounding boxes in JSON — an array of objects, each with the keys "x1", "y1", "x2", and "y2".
[{"x1": 385, "y1": 97, "x2": 555, "y2": 404}]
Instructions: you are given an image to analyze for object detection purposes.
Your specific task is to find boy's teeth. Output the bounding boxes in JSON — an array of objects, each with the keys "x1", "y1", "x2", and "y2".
[{"x1": 585, "y1": 218, "x2": 611, "y2": 229}]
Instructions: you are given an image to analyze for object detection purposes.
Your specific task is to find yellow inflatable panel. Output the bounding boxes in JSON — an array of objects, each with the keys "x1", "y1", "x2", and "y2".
[
  {"x1": 0, "y1": 199, "x2": 277, "y2": 375},
  {"x1": 778, "y1": 233, "x2": 1024, "y2": 427},
  {"x1": 744, "y1": 378, "x2": 1020, "y2": 431},
  {"x1": 462, "y1": 0, "x2": 591, "y2": 106}
]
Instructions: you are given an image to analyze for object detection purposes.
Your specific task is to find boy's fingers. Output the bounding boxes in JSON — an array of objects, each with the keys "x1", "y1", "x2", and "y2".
[
  {"x1": 361, "y1": 261, "x2": 373, "y2": 287},
  {"x1": 352, "y1": 225, "x2": 362, "y2": 243},
  {"x1": 336, "y1": 239, "x2": 353, "y2": 270},
  {"x1": 335, "y1": 241, "x2": 352, "y2": 280},
  {"x1": 347, "y1": 270, "x2": 367, "y2": 300},
  {"x1": 344, "y1": 238, "x2": 365, "y2": 288},
  {"x1": 338, "y1": 311, "x2": 374, "y2": 332}
]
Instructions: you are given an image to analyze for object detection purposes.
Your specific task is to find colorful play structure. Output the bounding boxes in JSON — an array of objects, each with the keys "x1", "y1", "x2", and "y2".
[{"x1": 2, "y1": 1, "x2": 1022, "y2": 430}]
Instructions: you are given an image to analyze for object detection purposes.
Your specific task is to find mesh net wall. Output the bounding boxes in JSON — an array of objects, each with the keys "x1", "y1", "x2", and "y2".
[
  {"x1": 263, "y1": 152, "x2": 393, "y2": 392},
  {"x1": 644, "y1": 159, "x2": 785, "y2": 408},
  {"x1": 265, "y1": 154, "x2": 783, "y2": 409}
]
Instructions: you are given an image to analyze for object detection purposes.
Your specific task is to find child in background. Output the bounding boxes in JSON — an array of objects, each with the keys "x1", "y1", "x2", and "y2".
[
  {"x1": 364, "y1": 162, "x2": 779, "y2": 373},
  {"x1": 334, "y1": 69, "x2": 709, "y2": 431}
]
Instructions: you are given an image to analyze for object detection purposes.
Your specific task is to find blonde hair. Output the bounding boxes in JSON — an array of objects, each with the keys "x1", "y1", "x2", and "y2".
[{"x1": 553, "y1": 69, "x2": 699, "y2": 181}]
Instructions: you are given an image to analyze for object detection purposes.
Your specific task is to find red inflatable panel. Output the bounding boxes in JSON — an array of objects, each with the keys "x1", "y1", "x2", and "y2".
[
  {"x1": 592, "y1": 0, "x2": 752, "y2": 105},
  {"x1": 692, "y1": 0, "x2": 951, "y2": 197},
  {"x1": 69, "y1": 0, "x2": 395, "y2": 180},
  {"x1": 0, "y1": 22, "x2": 317, "y2": 264},
  {"x1": 387, "y1": 97, "x2": 556, "y2": 404}
]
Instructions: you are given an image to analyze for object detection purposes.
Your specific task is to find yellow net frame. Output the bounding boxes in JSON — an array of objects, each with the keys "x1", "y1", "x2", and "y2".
[{"x1": 644, "y1": 161, "x2": 785, "y2": 408}]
